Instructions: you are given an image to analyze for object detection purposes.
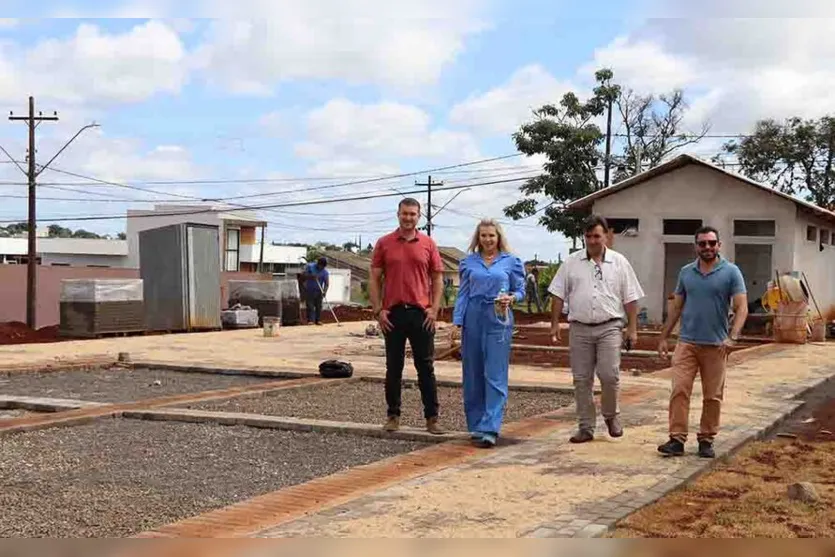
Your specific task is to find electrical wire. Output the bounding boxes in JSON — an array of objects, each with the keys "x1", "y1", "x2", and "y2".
[{"x1": 0, "y1": 174, "x2": 542, "y2": 225}]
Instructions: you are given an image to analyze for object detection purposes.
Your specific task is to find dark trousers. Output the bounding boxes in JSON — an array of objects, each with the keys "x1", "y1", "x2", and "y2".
[
  {"x1": 305, "y1": 291, "x2": 323, "y2": 323},
  {"x1": 383, "y1": 305, "x2": 440, "y2": 419}
]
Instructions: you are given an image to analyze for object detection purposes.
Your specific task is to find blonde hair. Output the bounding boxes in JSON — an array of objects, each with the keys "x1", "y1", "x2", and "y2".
[{"x1": 467, "y1": 218, "x2": 512, "y2": 254}]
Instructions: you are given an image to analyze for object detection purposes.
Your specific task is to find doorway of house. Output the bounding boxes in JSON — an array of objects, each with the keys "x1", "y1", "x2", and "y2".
[
  {"x1": 734, "y1": 243, "x2": 773, "y2": 311},
  {"x1": 663, "y1": 243, "x2": 696, "y2": 321}
]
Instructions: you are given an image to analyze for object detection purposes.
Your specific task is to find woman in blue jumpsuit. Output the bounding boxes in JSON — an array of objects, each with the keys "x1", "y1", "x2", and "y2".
[{"x1": 453, "y1": 219, "x2": 525, "y2": 448}]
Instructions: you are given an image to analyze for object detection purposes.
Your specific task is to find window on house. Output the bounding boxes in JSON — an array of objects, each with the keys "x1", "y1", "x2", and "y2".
[
  {"x1": 606, "y1": 218, "x2": 639, "y2": 234},
  {"x1": 225, "y1": 228, "x2": 240, "y2": 271},
  {"x1": 807, "y1": 225, "x2": 817, "y2": 241},
  {"x1": 733, "y1": 219, "x2": 776, "y2": 237},
  {"x1": 663, "y1": 219, "x2": 703, "y2": 236},
  {"x1": 822, "y1": 229, "x2": 831, "y2": 245}
]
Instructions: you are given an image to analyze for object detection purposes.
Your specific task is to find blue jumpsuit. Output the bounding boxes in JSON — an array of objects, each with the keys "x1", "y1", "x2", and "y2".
[{"x1": 453, "y1": 252, "x2": 526, "y2": 440}]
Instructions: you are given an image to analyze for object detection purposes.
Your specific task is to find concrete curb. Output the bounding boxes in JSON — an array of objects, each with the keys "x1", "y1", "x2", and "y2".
[
  {"x1": 122, "y1": 408, "x2": 470, "y2": 444},
  {"x1": 0, "y1": 396, "x2": 106, "y2": 412},
  {"x1": 127, "y1": 362, "x2": 321, "y2": 380}
]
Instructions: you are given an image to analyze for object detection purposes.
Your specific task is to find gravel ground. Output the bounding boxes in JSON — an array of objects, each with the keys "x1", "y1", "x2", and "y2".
[
  {"x1": 0, "y1": 367, "x2": 277, "y2": 403},
  {"x1": 0, "y1": 419, "x2": 428, "y2": 537},
  {"x1": 183, "y1": 380, "x2": 574, "y2": 431}
]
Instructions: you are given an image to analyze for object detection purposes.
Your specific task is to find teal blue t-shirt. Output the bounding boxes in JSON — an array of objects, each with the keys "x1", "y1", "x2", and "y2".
[{"x1": 675, "y1": 257, "x2": 746, "y2": 345}]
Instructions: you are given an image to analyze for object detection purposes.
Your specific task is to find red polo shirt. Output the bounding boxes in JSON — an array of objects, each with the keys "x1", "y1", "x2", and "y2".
[{"x1": 371, "y1": 229, "x2": 444, "y2": 310}]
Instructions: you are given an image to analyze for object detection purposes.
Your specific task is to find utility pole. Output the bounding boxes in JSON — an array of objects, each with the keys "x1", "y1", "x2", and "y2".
[
  {"x1": 415, "y1": 175, "x2": 443, "y2": 236},
  {"x1": 603, "y1": 96, "x2": 613, "y2": 188},
  {"x1": 8, "y1": 96, "x2": 98, "y2": 329}
]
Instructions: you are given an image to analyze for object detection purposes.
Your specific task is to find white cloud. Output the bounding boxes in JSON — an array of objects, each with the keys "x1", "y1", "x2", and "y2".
[
  {"x1": 580, "y1": 19, "x2": 835, "y2": 137},
  {"x1": 449, "y1": 64, "x2": 573, "y2": 136},
  {"x1": 295, "y1": 98, "x2": 481, "y2": 164},
  {"x1": 582, "y1": 35, "x2": 698, "y2": 94},
  {"x1": 191, "y1": 0, "x2": 488, "y2": 94},
  {"x1": 0, "y1": 20, "x2": 188, "y2": 105}
]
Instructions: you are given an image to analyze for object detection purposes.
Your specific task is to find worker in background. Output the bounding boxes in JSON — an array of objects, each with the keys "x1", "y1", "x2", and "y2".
[
  {"x1": 303, "y1": 257, "x2": 329, "y2": 326},
  {"x1": 525, "y1": 266, "x2": 543, "y2": 313},
  {"x1": 370, "y1": 198, "x2": 445, "y2": 435},
  {"x1": 657, "y1": 226, "x2": 748, "y2": 459},
  {"x1": 453, "y1": 218, "x2": 525, "y2": 448},
  {"x1": 547, "y1": 214, "x2": 645, "y2": 444}
]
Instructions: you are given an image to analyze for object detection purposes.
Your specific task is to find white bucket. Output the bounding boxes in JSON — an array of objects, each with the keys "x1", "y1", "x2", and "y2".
[{"x1": 263, "y1": 316, "x2": 280, "y2": 337}]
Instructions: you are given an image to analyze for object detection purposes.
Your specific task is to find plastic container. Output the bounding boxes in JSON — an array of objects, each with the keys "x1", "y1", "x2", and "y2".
[
  {"x1": 263, "y1": 316, "x2": 280, "y2": 337},
  {"x1": 811, "y1": 319, "x2": 826, "y2": 342},
  {"x1": 59, "y1": 279, "x2": 145, "y2": 338},
  {"x1": 228, "y1": 280, "x2": 281, "y2": 327}
]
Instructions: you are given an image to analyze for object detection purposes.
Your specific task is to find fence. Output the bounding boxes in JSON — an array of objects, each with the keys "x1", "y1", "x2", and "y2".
[{"x1": 0, "y1": 266, "x2": 270, "y2": 328}]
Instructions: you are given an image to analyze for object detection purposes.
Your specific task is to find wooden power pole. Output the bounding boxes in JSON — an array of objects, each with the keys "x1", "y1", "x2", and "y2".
[
  {"x1": 9, "y1": 97, "x2": 57, "y2": 329},
  {"x1": 8, "y1": 96, "x2": 98, "y2": 329},
  {"x1": 415, "y1": 175, "x2": 443, "y2": 236}
]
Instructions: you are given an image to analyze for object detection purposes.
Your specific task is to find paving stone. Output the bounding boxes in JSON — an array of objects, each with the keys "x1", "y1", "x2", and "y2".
[
  {"x1": 574, "y1": 524, "x2": 609, "y2": 538},
  {"x1": 569, "y1": 519, "x2": 592, "y2": 528},
  {"x1": 527, "y1": 527, "x2": 561, "y2": 538}
]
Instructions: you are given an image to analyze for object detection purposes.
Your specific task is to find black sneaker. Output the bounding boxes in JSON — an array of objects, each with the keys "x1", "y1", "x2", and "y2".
[
  {"x1": 657, "y1": 438, "x2": 685, "y2": 456},
  {"x1": 698, "y1": 440, "x2": 715, "y2": 459}
]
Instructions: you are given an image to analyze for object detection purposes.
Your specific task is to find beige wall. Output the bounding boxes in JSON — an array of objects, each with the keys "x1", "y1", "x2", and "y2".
[
  {"x1": 593, "y1": 164, "x2": 797, "y2": 322},
  {"x1": 793, "y1": 210, "x2": 835, "y2": 318}
]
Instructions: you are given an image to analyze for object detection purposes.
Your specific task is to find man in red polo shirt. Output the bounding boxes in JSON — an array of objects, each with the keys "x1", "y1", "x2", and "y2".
[{"x1": 370, "y1": 197, "x2": 445, "y2": 434}]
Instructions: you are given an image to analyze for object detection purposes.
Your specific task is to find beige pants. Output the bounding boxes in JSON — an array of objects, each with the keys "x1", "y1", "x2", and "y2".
[
  {"x1": 568, "y1": 321, "x2": 622, "y2": 432},
  {"x1": 668, "y1": 341, "x2": 727, "y2": 443}
]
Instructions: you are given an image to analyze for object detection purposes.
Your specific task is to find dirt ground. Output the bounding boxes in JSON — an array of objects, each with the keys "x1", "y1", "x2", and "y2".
[
  {"x1": 438, "y1": 345, "x2": 672, "y2": 372},
  {"x1": 608, "y1": 378, "x2": 835, "y2": 538},
  {"x1": 0, "y1": 322, "x2": 62, "y2": 345},
  {"x1": 512, "y1": 327, "x2": 765, "y2": 353}
]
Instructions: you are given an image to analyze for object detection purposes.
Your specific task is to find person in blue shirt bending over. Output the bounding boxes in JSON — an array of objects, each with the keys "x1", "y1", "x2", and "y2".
[
  {"x1": 453, "y1": 219, "x2": 525, "y2": 448},
  {"x1": 303, "y1": 257, "x2": 329, "y2": 326}
]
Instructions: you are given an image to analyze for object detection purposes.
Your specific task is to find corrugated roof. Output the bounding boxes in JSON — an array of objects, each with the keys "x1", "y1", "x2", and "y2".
[{"x1": 568, "y1": 153, "x2": 835, "y2": 225}]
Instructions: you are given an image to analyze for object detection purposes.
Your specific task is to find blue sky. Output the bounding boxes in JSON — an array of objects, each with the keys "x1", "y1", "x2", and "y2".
[{"x1": 0, "y1": 6, "x2": 832, "y2": 260}]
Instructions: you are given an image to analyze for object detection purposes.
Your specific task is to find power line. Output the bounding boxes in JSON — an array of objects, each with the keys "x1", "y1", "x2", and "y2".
[{"x1": 0, "y1": 174, "x2": 541, "y2": 225}]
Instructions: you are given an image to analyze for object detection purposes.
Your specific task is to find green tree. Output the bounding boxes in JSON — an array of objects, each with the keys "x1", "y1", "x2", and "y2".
[
  {"x1": 504, "y1": 69, "x2": 619, "y2": 242},
  {"x1": 117, "y1": 232, "x2": 127, "y2": 240},
  {"x1": 505, "y1": 68, "x2": 709, "y2": 244},
  {"x1": 0, "y1": 222, "x2": 28, "y2": 237},
  {"x1": 717, "y1": 116, "x2": 835, "y2": 208}
]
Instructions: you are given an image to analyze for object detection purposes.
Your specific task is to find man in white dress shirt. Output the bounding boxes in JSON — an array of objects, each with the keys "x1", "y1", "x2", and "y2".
[{"x1": 548, "y1": 215, "x2": 645, "y2": 443}]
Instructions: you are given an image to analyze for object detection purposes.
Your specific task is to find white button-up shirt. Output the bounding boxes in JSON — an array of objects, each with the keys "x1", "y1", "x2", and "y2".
[{"x1": 548, "y1": 248, "x2": 645, "y2": 324}]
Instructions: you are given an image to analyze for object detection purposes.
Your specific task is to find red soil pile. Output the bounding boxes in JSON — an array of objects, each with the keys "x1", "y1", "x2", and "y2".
[{"x1": 0, "y1": 322, "x2": 62, "y2": 345}]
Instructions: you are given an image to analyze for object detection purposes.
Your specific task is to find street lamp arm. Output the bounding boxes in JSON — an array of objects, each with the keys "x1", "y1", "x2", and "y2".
[{"x1": 35, "y1": 123, "x2": 100, "y2": 177}]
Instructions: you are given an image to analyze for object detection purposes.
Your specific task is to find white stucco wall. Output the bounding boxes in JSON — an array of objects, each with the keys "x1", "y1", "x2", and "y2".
[
  {"x1": 593, "y1": 164, "x2": 798, "y2": 323},
  {"x1": 793, "y1": 210, "x2": 835, "y2": 317}
]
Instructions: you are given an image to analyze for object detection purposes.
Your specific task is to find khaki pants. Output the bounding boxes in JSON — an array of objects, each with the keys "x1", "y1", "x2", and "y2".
[
  {"x1": 569, "y1": 321, "x2": 622, "y2": 432},
  {"x1": 669, "y1": 341, "x2": 727, "y2": 443}
]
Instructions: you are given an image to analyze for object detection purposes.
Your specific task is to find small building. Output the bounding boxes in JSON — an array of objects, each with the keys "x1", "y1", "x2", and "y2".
[
  {"x1": 568, "y1": 154, "x2": 835, "y2": 324},
  {"x1": 125, "y1": 204, "x2": 305, "y2": 274},
  {"x1": 0, "y1": 237, "x2": 129, "y2": 268}
]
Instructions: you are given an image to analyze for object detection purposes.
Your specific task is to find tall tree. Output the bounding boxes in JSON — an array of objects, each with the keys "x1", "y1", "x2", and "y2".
[
  {"x1": 613, "y1": 89, "x2": 710, "y2": 182},
  {"x1": 505, "y1": 68, "x2": 710, "y2": 242},
  {"x1": 503, "y1": 69, "x2": 618, "y2": 242},
  {"x1": 717, "y1": 116, "x2": 835, "y2": 209}
]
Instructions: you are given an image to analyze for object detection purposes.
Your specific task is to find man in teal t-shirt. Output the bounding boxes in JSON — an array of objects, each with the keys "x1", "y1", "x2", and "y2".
[{"x1": 656, "y1": 226, "x2": 748, "y2": 459}]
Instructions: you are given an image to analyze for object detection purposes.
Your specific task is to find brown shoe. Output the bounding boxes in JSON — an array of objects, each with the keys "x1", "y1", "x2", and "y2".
[
  {"x1": 383, "y1": 416, "x2": 400, "y2": 432},
  {"x1": 426, "y1": 417, "x2": 445, "y2": 435}
]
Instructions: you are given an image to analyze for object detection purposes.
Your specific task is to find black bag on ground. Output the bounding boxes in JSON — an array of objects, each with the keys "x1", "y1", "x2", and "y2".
[{"x1": 318, "y1": 360, "x2": 353, "y2": 379}]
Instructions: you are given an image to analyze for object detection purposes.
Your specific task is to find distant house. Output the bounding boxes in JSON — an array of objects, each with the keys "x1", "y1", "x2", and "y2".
[
  {"x1": 0, "y1": 236, "x2": 129, "y2": 268},
  {"x1": 567, "y1": 153, "x2": 835, "y2": 323},
  {"x1": 438, "y1": 246, "x2": 467, "y2": 286},
  {"x1": 126, "y1": 204, "x2": 306, "y2": 274}
]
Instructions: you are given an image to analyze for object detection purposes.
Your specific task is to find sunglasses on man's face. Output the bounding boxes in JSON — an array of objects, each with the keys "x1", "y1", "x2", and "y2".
[{"x1": 697, "y1": 240, "x2": 718, "y2": 248}]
